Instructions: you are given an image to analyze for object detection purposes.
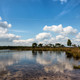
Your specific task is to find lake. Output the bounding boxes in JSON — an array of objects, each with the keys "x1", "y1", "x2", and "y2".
[{"x1": 0, "y1": 50, "x2": 80, "y2": 80}]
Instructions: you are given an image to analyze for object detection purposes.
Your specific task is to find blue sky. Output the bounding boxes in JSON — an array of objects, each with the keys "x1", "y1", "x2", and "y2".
[{"x1": 0, "y1": 0, "x2": 80, "y2": 46}]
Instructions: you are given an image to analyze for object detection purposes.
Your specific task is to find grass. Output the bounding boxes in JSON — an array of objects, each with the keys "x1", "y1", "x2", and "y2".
[
  {"x1": 73, "y1": 65, "x2": 80, "y2": 69},
  {"x1": 66, "y1": 48, "x2": 80, "y2": 59}
]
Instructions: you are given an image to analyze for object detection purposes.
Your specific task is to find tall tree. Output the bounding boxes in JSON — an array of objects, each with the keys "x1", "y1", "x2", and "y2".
[{"x1": 67, "y1": 39, "x2": 72, "y2": 46}]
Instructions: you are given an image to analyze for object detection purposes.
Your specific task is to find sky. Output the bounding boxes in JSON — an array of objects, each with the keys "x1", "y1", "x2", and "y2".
[{"x1": 0, "y1": 0, "x2": 80, "y2": 46}]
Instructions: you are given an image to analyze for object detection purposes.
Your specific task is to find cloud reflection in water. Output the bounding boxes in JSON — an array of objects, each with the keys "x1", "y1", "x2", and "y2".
[{"x1": 0, "y1": 50, "x2": 80, "y2": 73}]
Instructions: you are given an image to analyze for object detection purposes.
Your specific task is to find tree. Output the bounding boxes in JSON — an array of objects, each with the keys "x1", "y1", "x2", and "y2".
[
  {"x1": 49, "y1": 44, "x2": 53, "y2": 47},
  {"x1": 55, "y1": 43, "x2": 61, "y2": 47},
  {"x1": 72, "y1": 44, "x2": 77, "y2": 47},
  {"x1": 32, "y1": 43, "x2": 37, "y2": 48},
  {"x1": 38, "y1": 43, "x2": 43, "y2": 47},
  {"x1": 67, "y1": 39, "x2": 72, "y2": 46},
  {"x1": 61, "y1": 44, "x2": 65, "y2": 47}
]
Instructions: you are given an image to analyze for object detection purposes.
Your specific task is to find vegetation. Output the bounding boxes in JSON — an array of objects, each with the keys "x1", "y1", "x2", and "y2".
[
  {"x1": 55, "y1": 43, "x2": 61, "y2": 47},
  {"x1": 72, "y1": 44, "x2": 77, "y2": 47},
  {"x1": 67, "y1": 39, "x2": 72, "y2": 46},
  {"x1": 66, "y1": 48, "x2": 80, "y2": 60},
  {"x1": 73, "y1": 65, "x2": 80, "y2": 69},
  {"x1": 38, "y1": 43, "x2": 43, "y2": 47},
  {"x1": 32, "y1": 43, "x2": 37, "y2": 48}
]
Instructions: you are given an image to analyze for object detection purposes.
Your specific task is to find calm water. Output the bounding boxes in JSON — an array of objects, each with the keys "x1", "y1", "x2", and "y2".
[{"x1": 0, "y1": 50, "x2": 80, "y2": 80}]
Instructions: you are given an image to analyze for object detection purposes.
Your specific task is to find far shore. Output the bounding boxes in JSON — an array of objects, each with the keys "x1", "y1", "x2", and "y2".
[{"x1": 0, "y1": 46, "x2": 79, "y2": 51}]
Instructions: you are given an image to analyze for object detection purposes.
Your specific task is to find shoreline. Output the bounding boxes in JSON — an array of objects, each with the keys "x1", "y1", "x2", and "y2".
[{"x1": 0, "y1": 47, "x2": 80, "y2": 59}]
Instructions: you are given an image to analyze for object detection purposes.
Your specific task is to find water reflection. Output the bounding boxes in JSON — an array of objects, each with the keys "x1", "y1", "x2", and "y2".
[
  {"x1": 0, "y1": 51, "x2": 33, "y2": 72},
  {"x1": 0, "y1": 50, "x2": 80, "y2": 74}
]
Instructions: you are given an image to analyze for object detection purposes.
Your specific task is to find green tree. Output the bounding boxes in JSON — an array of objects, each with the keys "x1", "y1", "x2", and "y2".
[
  {"x1": 55, "y1": 43, "x2": 61, "y2": 47},
  {"x1": 67, "y1": 39, "x2": 72, "y2": 46},
  {"x1": 32, "y1": 43, "x2": 37, "y2": 48},
  {"x1": 38, "y1": 43, "x2": 43, "y2": 47}
]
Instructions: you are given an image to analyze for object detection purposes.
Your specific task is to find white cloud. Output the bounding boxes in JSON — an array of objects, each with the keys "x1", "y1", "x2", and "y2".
[
  {"x1": 0, "y1": 33, "x2": 20, "y2": 42},
  {"x1": 56, "y1": 35, "x2": 64, "y2": 40},
  {"x1": 74, "y1": 33, "x2": 80, "y2": 42},
  {"x1": 13, "y1": 38, "x2": 34, "y2": 43},
  {"x1": 0, "y1": 17, "x2": 20, "y2": 45},
  {"x1": 36, "y1": 32, "x2": 51, "y2": 40},
  {"x1": 76, "y1": 32, "x2": 80, "y2": 39},
  {"x1": 0, "y1": 27, "x2": 8, "y2": 33},
  {"x1": 13, "y1": 38, "x2": 35, "y2": 46},
  {"x1": 43, "y1": 24, "x2": 63, "y2": 33},
  {"x1": 43, "y1": 24, "x2": 77, "y2": 35},
  {"x1": 62, "y1": 26, "x2": 77, "y2": 35},
  {"x1": 13, "y1": 33, "x2": 52, "y2": 46},
  {"x1": 0, "y1": 21, "x2": 11, "y2": 28}
]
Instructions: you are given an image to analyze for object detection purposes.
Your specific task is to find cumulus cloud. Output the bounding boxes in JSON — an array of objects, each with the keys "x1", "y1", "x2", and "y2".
[
  {"x1": 0, "y1": 17, "x2": 20, "y2": 45},
  {"x1": 36, "y1": 32, "x2": 51, "y2": 40},
  {"x1": 43, "y1": 24, "x2": 77, "y2": 35},
  {"x1": 74, "y1": 33, "x2": 80, "y2": 42},
  {"x1": 0, "y1": 21, "x2": 11, "y2": 28},
  {"x1": 56, "y1": 35, "x2": 64, "y2": 40},
  {"x1": 43, "y1": 24, "x2": 63, "y2": 33},
  {"x1": 62, "y1": 26, "x2": 77, "y2": 35},
  {"x1": 0, "y1": 27, "x2": 8, "y2": 33},
  {"x1": 0, "y1": 33, "x2": 20, "y2": 42},
  {"x1": 76, "y1": 33, "x2": 80, "y2": 39},
  {"x1": 13, "y1": 33, "x2": 52, "y2": 46}
]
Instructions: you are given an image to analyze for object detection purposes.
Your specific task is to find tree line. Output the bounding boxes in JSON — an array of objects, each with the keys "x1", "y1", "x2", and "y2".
[{"x1": 32, "y1": 39, "x2": 79, "y2": 48}]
